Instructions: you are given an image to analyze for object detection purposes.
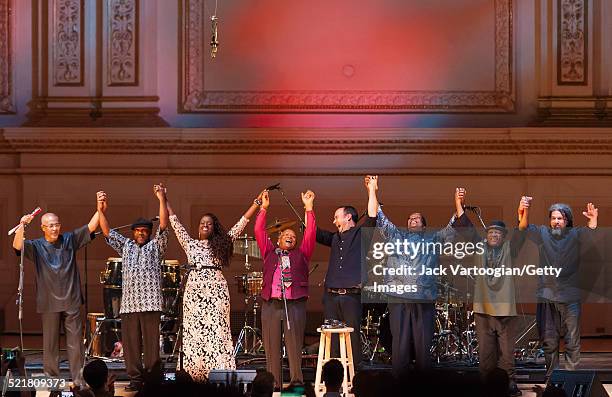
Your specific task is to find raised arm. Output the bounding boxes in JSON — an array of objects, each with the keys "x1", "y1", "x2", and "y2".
[
  {"x1": 97, "y1": 191, "x2": 110, "y2": 237},
  {"x1": 300, "y1": 190, "x2": 316, "y2": 260},
  {"x1": 154, "y1": 183, "x2": 169, "y2": 231},
  {"x1": 254, "y1": 190, "x2": 275, "y2": 257},
  {"x1": 164, "y1": 188, "x2": 195, "y2": 251},
  {"x1": 228, "y1": 190, "x2": 265, "y2": 240},
  {"x1": 582, "y1": 202, "x2": 598, "y2": 229},
  {"x1": 12, "y1": 213, "x2": 35, "y2": 251},
  {"x1": 518, "y1": 196, "x2": 532, "y2": 231},
  {"x1": 366, "y1": 175, "x2": 379, "y2": 217},
  {"x1": 455, "y1": 187, "x2": 465, "y2": 218},
  {"x1": 243, "y1": 190, "x2": 265, "y2": 221},
  {"x1": 87, "y1": 192, "x2": 103, "y2": 233},
  {"x1": 366, "y1": 176, "x2": 399, "y2": 239}
]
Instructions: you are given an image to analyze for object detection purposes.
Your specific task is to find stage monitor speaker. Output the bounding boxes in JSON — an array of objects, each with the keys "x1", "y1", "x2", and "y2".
[
  {"x1": 550, "y1": 370, "x2": 609, "y2": 397},
  {"x1": 208, "y1": 369, "x2": 258, "y2": 394}
]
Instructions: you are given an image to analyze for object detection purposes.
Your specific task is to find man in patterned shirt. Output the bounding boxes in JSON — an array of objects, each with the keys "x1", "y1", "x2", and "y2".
[{"x1": 98, "y1": 184, "x2": 169, "y2": 391}]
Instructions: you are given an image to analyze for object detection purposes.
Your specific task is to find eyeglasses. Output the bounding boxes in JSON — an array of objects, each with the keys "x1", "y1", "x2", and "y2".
[{"x1": 43, "y1": 223, "x2": 61, "y2": 229}]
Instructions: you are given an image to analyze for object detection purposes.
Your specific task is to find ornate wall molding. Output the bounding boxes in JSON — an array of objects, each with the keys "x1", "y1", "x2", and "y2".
[
  {"x1": 4, "y1": 127, "x2": 612, "y2": 156},
  {"x1": 0, "y1": 0, "x2": 14, "y2": 113},
  {"x1": 107, "y1": 0, "x2": 138, "y2": 86},
  {"x1": 179, "y1": 0, "x2": 515, "y2": 113},
  {"x1": 52, "y1": 0, "x2": 84, "y2": 86},
  {"x1": 557, "y1": 0, "x2": 587, "y2": 85}
]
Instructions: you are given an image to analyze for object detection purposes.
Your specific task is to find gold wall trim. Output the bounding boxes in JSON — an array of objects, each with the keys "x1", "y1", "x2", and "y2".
[
  {"x1": 0, "y1": 0, "x2": 14, "y2": 113},
  {"x1": 179, "y1": 0, "x2": 515, "y2": 114},
  {"x1": 4, "y1": 127, "x2": 612, "y2": 155},
  {"x1": 557, "y1": 0, "x2": 588, "y2": 85},
  {"x1": 107, "y1": 0, "x2": 138, "y2": 86},
  {"x1": 52, "y1": 0, "x2": 84, "y2": 86}
]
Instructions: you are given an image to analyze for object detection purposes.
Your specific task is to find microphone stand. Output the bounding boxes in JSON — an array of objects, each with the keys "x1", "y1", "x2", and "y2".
[
  {"x1": 277, "y1": 188, "x2": 306, "y2": 232},
  {"x1": 466, "y1": 206, "x2": 487, "y2": 231},
  {"x1": 276, "y1": 250, "x2": 291, "y2": 390},
  {"x1": 16, "y1": 225, "x2": 26, "y2": 369},
  {"x1": 171, "y1": 266, "x2": 192, "y2": 370}
]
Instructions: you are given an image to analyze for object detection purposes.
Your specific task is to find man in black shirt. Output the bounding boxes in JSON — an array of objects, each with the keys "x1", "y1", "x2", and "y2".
[
  {"x1": 518, "y1": 198, "x2": 598, "y2": 381},
  {"x1": 316, "y1": 184, "x2": 376, "y2": 369},
  {"x1": 12, "y1": 192, "x2": 105, "y2": 385}
]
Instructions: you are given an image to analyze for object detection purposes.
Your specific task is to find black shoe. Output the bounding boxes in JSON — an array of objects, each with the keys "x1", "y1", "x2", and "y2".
[{"x1": 509, "y1": 382, "x2": 522, "y2": 397}]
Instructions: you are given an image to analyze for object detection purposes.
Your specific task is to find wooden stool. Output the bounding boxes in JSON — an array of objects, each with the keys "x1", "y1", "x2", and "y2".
[{"x1": 314, "y1": 327, "x2": 355, "y2": 397}]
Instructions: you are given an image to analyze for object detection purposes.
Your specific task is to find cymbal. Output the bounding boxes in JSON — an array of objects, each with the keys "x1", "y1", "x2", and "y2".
[
  {"x1": 266, "y1": 218, "x2": 297, "y2": 234},
  {"x1": 233, "y1": 239, "x2": 261, "y2": 259}
]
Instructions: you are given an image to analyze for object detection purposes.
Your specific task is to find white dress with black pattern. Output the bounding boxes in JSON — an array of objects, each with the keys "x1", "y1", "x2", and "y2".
[{"x1": 169, "y1": 214, "x2": 248, "y2": 382}]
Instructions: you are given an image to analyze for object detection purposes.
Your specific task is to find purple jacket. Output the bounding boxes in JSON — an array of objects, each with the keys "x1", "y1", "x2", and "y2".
[{"x1": 255, "y1": 209, "x2": 316, "y2": 300}]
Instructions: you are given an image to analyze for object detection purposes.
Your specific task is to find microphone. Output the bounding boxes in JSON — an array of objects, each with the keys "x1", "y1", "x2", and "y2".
[
  {"x1": 266, "y1": 183, "x2": 281, "y2": 191},
  {"x1": 463, "y1": 205, "x2": 479, "y2": 210},
  {"x1": 210, "y1": 15, "x2": 219, "y2": 58},
  {"x1": 8, "y1": 207, "x2": 42, "y2": 235}
]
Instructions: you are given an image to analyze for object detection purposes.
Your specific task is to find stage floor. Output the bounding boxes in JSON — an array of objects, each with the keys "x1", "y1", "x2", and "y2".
[
  {"x1": 8, "y1": 351, "x2": 612, "y2": 396},
  {"x1": 4, "y1": 335, "x2": 612, "y2": 395}
]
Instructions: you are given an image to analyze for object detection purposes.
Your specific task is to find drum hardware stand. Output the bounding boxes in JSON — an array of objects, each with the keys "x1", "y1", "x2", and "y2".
[
  {"x1": 169, "y1": 266, "x2": 191, "y2": 368},
  {"x1": 233, "y1": 295, "x2": 263, "y2": 357},
  {"x1": 269, "y1": 185, "x2": 306, "y2": 231}
]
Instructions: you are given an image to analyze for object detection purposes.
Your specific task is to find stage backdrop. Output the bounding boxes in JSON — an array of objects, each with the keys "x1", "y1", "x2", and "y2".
[{"x1": 1, "y1": 127, "x2": 612, "y2": 338}]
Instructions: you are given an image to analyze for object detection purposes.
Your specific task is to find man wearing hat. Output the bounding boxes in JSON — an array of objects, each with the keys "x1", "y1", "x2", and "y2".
[
  {"x1": 454, "y1": 192, "x2": 527, "y2": 397},
  {"x1": 98, "y1": 184, "x2": 169, "y2": 391},
  {"x1": 518, "y1": 198, "x2": 598, "y2": 382}
]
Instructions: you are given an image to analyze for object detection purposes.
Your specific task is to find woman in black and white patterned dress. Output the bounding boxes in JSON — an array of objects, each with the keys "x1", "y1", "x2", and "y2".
[{"x1": 166, "y1": 191, "x2": 262, "y2": 382}]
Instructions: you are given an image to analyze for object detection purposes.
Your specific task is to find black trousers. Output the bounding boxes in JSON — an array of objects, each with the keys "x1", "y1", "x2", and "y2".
[
  {"x1": 41, "y1": 308, "x2": 84, "y2": 385},
  {"x1": 120, "y1": 311, "x2": 161, "y2": 385},
  {"x1": 388, "y1": 302, "x2": 435, "y2": 376},
  {"x1": 474, "y1": 313, "x2": 518, "y2": 381},
  {"x1": 322, "y1": 292, "x2": 362, "y2": 368},
  {"x1": 537, "y1": 301, "x2": 581, "y2": 380},
  {"x1": 261, "y1": 299, "x2": 307, "y2": 386}
]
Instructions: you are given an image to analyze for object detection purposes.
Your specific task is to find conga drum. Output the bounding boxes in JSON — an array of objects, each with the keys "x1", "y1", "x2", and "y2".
[
  {"x1": 101, "y1": 258, "x2": 122, "y2": 319},
  {"x1": 86, "y1": 313, "x2": 122, "y2": 358}
]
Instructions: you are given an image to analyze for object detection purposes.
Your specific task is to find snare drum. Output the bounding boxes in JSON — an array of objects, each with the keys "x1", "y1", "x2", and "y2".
[{"x1": 243, "y1": 272, "x2": 263, "y2": 296}]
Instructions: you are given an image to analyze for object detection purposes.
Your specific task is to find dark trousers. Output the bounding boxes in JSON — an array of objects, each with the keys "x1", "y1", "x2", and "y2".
[
  {"x1": 536, "y1": 301, "x2": 581, "y2": 380},
  {"x1": 323, "y1": 292, "x2": 362, "y2": 368},
  {"x1": 474, "y1": 313, "x2": 518, "y2": 380},
  {"x1": 41, "y1": 308, "x2": 84, "y2": 385},
  {"x1": 261, "y1": 299, "x2": 307, "y2": 386},
  {"x1": 120, "y1": 311, "x2": 161, "y2": 385},
  {"x1": 388, "y1": 302, "x2": 435, "y2": 376}
]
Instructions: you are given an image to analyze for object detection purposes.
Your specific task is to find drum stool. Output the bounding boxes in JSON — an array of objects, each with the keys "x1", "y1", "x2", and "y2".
[{"x1": 314, "y1": 327, "x2": 355, "y2": 397}]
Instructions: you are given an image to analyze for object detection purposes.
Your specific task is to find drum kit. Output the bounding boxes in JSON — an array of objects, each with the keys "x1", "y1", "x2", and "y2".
[
  {"x1": 232, "y1": 218, "x2": 300, "y2": 357},
  {"x1": 86, "y1": 258, "x2": 184, "y2": 359},
  {"x1": 359, "y1": 277, "x2": 479, "y2": 365}
]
